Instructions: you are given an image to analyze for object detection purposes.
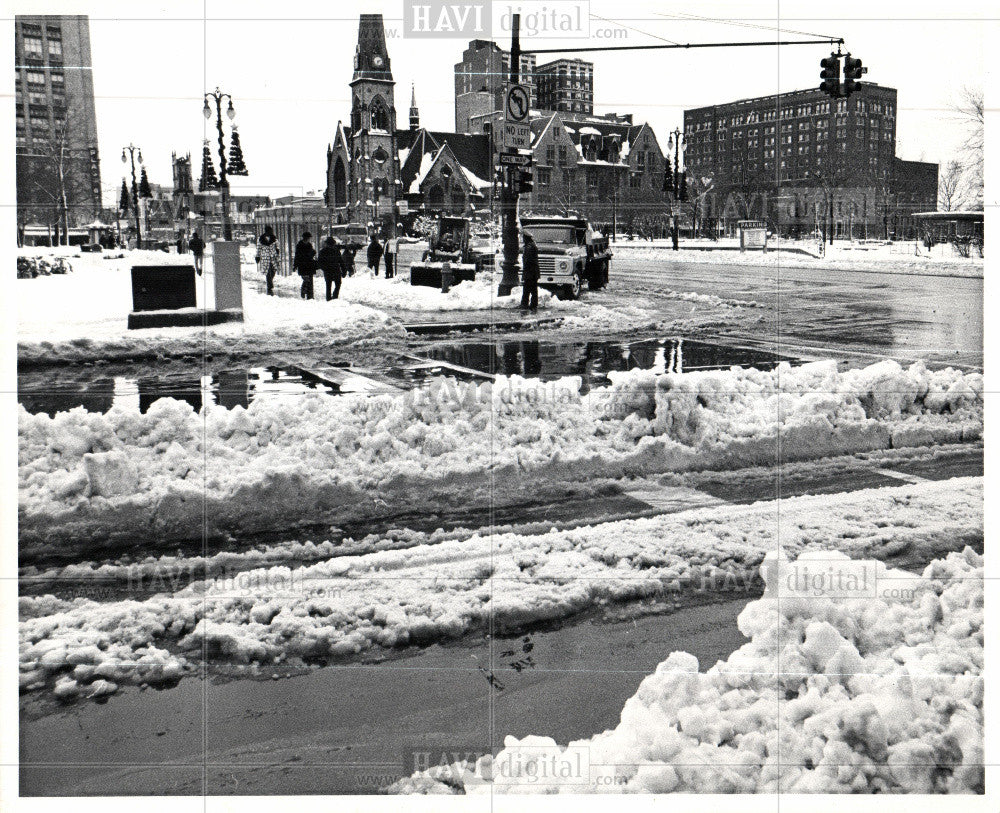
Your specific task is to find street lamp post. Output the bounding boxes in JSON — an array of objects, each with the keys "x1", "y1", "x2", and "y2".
[
  {"x1": 203, "y1": 88, "x2": 237, "y2": 241},
  {"x1": 121, "y1": 144, "x2": 144, "y2": 248},
  {"x1": 667, "y1": 128, "x2": 684, "y2": 251}
]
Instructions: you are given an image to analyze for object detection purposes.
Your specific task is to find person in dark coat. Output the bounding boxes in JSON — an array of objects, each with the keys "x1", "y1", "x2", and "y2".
[
  {"x1": 293, "y1": 231, "x2": 317, "y2": 299},
  {"x1": 318, "y1": 235, "x2": 346, "y2": 301},
  {"x1": 367, "y1": 235, "x2": 383, "y2": 275},
  {"x1": 383, "y1": 236, "x2": 395, "y2": 279},
  {"x1": 257, "y1": 225, "x2": 280, "y2": 296},
  {"x1": 176, "y1": 230, "x2": 187, "y2": 254},
  {"x1": 188, "y1": 232, "x2": 205, "y2": 275},
  {"x1": 343, "y1": 246, "x2": 357, "y2": 277},
  {"x1": 520, "y1": 232, "x2": 539, "y2": 311}
]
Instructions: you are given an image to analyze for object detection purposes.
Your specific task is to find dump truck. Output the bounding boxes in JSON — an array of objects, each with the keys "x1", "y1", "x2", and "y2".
[
  {"x1": 409, "y1": 216, "x2": 480, "y2": 288},
  {"x1": 519, "y1": 217, "x2": 611, "y2": 299}
]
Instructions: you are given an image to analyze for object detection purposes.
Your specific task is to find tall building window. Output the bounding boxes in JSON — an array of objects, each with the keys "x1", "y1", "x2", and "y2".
[
  {"x1": 48, "y1": 39, "x2": 62, "y2": 57},
  {"x1": 546, "y1": 145, "x2": 555, "y2": 164},
  {"x1": 26, "y1": 70, "x2": 46, "y2": 85},
  {"x1": 23, "y1": 37, "x2": 44, "y2": 57}
]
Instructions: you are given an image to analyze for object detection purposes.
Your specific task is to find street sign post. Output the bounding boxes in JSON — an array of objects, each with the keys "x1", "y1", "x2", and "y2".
[{"x1": 502, "y1": 83, "x2": 531, "y2": 149}]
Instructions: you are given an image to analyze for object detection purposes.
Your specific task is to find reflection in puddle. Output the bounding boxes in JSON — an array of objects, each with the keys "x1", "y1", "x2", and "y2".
[
  {"x1": 17, "y1": 339, "x2": 796, "y2": 415},
  {"x1": 17, "y1": 367, "x2": 338, "y2": 417},
  {"x1": 422, "y1": 337, "x2": 792, "y2": 394}
]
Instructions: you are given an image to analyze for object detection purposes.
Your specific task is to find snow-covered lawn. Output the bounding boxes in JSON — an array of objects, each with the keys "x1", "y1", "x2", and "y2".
[
  {"x1": 15, "y1": 247, "x2": 404, "y2": 365},
  {"x1": 391, "y1": 545, "x2": 983, "y2": 794},
  {"x1": 18, "y1": 359, "x2": 982, "y2": 548},
  {"x1": 18, "y1": 477, "x2": 982, "y2": 708}
]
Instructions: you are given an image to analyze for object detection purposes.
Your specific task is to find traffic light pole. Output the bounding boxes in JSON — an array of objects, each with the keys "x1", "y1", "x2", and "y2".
[
  {"x1": 497, "y1": 16, "x2": 523, "y2": 297},
  {"x1": 493, "y1": 21, "x2": 847, "y2": 294}
]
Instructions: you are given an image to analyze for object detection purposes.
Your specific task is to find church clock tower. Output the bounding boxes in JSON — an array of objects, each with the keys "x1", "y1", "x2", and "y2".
[{"x1": 349, "y1": 14, "x2": 400, "y2": 233}]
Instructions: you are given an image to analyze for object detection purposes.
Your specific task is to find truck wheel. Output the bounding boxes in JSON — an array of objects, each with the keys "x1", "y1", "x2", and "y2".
[{"x1": 564, "y1": 271, "x2": 583, "y2": 300}]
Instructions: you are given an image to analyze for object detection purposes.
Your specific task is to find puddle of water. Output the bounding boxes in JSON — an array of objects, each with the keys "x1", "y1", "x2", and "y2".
[
  {"x1": 17, "y1": 340, "x2": 793, "y2": 416},
  {"x1": 17, "y1": 366, "x2": 341, "y2": 417},
  {"x1": 421, "y1": 337, "x2": 792, "y2": 393}
]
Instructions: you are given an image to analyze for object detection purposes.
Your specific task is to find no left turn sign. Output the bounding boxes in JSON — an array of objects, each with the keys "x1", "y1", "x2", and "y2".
[{"x1": 505, "y1": 84, "x2": 530, "y2": 123}]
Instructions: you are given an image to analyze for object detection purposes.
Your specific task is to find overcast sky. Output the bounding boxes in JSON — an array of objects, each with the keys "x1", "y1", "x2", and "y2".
[{"x1": 11, "y1": 0, "x2": 988, "y2": 205}]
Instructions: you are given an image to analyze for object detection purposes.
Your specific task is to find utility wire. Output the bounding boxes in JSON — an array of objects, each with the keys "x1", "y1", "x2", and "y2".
[{"x1": 656, "y1": 9, "x2": 842, "y2": 44}]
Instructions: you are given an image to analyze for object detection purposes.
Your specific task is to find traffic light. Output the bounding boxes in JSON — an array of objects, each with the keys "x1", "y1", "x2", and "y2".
[
  {"x1": 819, "y1": 54, "x2": 841, "y2": 98},
  {"x1": 517, "y1": 166, "x2": 533, "y2": 194},
  {"x1": 843, "y1": 54, "x2": 864, "y2": 97},
  {"x1": 663, "y1": 162, "x2": 673, "y2": 192}
]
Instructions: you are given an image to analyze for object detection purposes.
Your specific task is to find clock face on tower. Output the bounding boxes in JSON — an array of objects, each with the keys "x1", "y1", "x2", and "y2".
[{"x1": 372, "y1": 56, "x2": 384, "y2": 68}]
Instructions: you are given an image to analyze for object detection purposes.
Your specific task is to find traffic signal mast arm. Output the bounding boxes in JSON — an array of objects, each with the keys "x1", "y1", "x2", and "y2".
[{"x1": 495, "y1": 12, "x2": 853, "y2": 296}]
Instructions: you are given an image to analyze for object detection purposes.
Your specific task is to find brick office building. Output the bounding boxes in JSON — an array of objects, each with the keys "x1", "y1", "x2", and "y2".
[
  {"x1": 455, "y1": 39, "x2": 536, "y2": 133},
  {"x1": 15, "y1": 14, "x2": 102, "y2": 240},
  {"x1": 683, "y1": 84, "x2": 937, "y2": 239}
]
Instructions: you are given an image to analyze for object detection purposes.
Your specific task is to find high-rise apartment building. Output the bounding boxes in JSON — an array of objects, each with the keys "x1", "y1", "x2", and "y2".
[
  {"x1": 15, "y1": 14, "x2": 102, "y2": 235},
  {"x1": 535, "y1": 58, "x2": 594, "y2": 116}
]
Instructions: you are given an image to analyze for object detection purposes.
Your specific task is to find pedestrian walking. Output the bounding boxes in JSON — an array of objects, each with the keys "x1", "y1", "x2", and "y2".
[
  {"x1": 367, "y1": 234, "x2": 383, "y2": 275},
  {"x1": 188, "y1": 232, "x2": 205, "y2": 275},
  {"x1": 383, "y1": 236, "x2": 395, "y2": 278},
  {"x1": 520, "y1": 232, "x2": 539, "y2": 311},
  {"x1": 293, "y1": 231, "x2": 317, "y2": 299},
  {"x1": 257, "y1": 225, "x2": 280, "y2": 296},
  {"x1": 318, "y1": 235, "x2": 345, "y2": 301},
  {"x1": 343, "y1": 246, "x2": 357, "y2": 277},
  {"x1": 176, "y1": 230, "x2": 187, "y2": 254}
]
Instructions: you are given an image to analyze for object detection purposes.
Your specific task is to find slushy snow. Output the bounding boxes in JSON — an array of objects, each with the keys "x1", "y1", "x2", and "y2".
[
  {"x1": 18, "y1": 359, "x2": 983, "y2": 548},
  {"x1": 390, "y1": 546, "x2": 984, "y2": 794},
  {"x1": 18, "y1": 477, "x2": 982, "y2": 703}
]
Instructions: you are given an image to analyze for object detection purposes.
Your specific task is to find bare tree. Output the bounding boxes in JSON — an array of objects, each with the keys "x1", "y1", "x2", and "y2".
[
  {"x1": 938, "y1": 159, "x2": 966, "y2": 211},
  {"x1": 951, "y1": 85, "x2": 983, "y2": 209},
  {"x1": 16, "y1": 103, "x2": 97, "y2": 244}
]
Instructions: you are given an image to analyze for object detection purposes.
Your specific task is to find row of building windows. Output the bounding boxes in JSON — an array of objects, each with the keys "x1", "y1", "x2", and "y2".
[{"x1": 21, "y1": 37, "x2": 62, "y2": 58}]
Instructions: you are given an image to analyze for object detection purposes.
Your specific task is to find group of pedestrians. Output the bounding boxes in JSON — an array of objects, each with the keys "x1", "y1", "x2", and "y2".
[
  {"x1": 254, "y1": 227, "x2": 542, "y2": 310},
  {"x1": 289, "y1": 231, "x2": 358, "y2": 300}
]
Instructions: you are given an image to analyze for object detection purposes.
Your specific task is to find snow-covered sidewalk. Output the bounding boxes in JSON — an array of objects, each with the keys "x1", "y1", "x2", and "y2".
[
  {"x1": 613, "y1": 240, "x2": 984, "y2": 279},
  {"x1": 15, "y1": 247, "x2": 404, "y2": 365}
]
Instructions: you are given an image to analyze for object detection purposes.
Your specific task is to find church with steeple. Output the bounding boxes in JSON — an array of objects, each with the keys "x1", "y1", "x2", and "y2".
[{"x1": 326, "y1": 14, "x2": 492, "y2": 232}]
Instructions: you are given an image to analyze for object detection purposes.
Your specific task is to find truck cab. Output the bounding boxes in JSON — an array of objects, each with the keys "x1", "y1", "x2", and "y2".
[{"x1": 519, "y1": 217, "x2": 611, "y2": 299}]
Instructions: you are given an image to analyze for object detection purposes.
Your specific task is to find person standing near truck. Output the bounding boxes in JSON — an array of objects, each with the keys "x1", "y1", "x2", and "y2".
[{"x1": 520, "y1": 232, "x2": 539, "y2": 311}]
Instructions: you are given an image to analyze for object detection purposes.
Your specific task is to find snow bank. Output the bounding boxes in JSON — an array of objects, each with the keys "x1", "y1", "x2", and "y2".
[
  {"x1": 391, "y1": 546, "x2": 984, "y2": 794},
  {"x1": 612, "y1": 242, "x2": 984, "y2": 279},
  {"x1": 18, "y1": 360, "x2": 982, "y2": 548},
  {"x1": 16, "y1": 248, "x2": 404, "y2": 365},
  {"x1": 18, "y1": 477, "x2": 982, "y2": 702}
]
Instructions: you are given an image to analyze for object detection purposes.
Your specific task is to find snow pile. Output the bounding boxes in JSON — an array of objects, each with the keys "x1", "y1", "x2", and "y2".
[
  {"x1": 18, "y1": 360, "x2": 982, "y2": 546},
  {"x1": 18, "y1": 477, "x2": 982, "y2": 702},
  {"x1": 391, "y1": 546, "x2": 984, "y2": 794},
  {"x1": 17, "y1": 248, "x2": 404, "y2": 365}
]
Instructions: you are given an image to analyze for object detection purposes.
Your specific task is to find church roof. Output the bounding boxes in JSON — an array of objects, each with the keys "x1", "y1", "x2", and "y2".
[{"x1": 397, "y1": 129, "x2": 491, "y2": 195}]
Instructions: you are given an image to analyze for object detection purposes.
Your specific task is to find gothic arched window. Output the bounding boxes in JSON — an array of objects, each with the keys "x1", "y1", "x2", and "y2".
[{"x1": 370, "y1": 97, "x2": 390, "y2": 131}]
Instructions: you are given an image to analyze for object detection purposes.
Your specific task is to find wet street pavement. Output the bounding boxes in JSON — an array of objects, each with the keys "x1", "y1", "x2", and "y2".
[{"x1": 610, "y1": 254, "x2": 983, "y2": 369}]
